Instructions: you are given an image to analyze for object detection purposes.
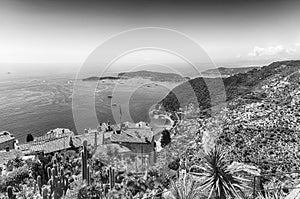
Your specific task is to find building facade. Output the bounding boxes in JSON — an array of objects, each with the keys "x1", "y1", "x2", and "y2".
[{"x1": 0, "y1": 131, "x2": 15, "y2": 151}]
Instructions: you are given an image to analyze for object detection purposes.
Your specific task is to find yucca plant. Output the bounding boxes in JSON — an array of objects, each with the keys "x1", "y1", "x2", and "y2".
[
  {"x1": 164, "y1": 172, "x2": 205, "y2": 199},
  {"x1": 190, "y1": 146, "x2": 249, "y2": 199}
]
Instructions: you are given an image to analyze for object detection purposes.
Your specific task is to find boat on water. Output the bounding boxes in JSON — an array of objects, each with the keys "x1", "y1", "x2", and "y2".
[
  {"x1": 108, "y1": 95, "x2": 113, "y2": 98},
  {"x1": 112, "y1": 103, "x2": 117, "y2": 106}
]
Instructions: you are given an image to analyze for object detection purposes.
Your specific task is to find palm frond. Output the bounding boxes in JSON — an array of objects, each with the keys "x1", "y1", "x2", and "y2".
[{"x1": 190, "y1": 146, "x2": 250, "y2": 199}]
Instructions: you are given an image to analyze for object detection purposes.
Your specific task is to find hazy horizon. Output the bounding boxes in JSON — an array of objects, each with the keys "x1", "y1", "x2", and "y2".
[
  {"x1": 1, "y1": 0, "x2": 300, "y2": 76},
  {"x1": 0, "y1": 59, "x2": 279, "y2": 80}
]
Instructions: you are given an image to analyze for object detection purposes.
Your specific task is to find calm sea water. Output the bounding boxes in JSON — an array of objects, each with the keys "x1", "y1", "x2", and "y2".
[{"x1": 0, "y1": 74, "x2": 180, "y2": 143}]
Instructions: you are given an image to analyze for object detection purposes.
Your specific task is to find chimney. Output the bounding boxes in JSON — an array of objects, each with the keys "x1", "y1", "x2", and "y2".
[{"x1": 97, "y1": 123, "x2": 102, "y2": 132}]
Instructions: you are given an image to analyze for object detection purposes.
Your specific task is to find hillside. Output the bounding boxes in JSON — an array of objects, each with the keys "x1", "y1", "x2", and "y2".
[
  {"x1": 158, "y1": 60, "x2": 300, "y2": 186},
  {"x1": 161, "y1": 60, "x2": 300, "y2": 112},
  {"x1": 201, "y1": 66, "x2": 259, "y2": 77},
  {"x1": 118, "y1": 70, "x2": 186, "y2": 82},
  {"x1": 82, "y1": 70, "x2": 186, "y2": 82},
  {"x1": 82, "y1": 76, "x2": 120, "y2": 81}
]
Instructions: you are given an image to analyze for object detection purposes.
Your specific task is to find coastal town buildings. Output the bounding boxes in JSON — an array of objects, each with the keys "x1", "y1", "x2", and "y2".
[{"x1": 4, "y1": 121, "x2": 158, "y2": 163}]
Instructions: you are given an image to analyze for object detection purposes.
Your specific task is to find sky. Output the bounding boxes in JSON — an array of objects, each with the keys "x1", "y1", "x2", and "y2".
[{"x1": 1, "y1": 0, "x2": 300, "y2": 75}]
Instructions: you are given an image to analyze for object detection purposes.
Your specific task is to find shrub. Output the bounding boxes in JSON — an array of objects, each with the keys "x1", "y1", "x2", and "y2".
[
  {"x1": 161, "y1": 129, "x2": 171, "y2": 148},
  {"x1": 0, "y1": 165, "x2": 30, "y2": 192}
]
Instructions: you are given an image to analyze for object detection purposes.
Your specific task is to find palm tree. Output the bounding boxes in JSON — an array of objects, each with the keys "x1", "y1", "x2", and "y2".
[{"x1": 190, "y1": 146, "x2": 249, "y2": 199}]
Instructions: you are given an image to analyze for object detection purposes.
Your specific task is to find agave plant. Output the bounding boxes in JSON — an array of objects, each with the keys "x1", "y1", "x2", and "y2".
[
  {"x1": 190, "y1": 146, "x2": 249, "y2": 199},
  {"x1": 164, "y1": 172, "x2": 205, "y2": 199}
]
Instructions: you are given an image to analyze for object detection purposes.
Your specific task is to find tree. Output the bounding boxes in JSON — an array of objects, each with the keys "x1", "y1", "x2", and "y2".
[
  {"x1": 26, "y1": 133, "x2": 34, "y2": 142},
  {"x1": 190, "y1": 146, "x2": 249, "y2": 199},
  {"x1": 161, "y1": 129, "x2": 171, "y2": 148},
  {"x1": 168, "y1": 158, "x2": 180, "y2": 171}
]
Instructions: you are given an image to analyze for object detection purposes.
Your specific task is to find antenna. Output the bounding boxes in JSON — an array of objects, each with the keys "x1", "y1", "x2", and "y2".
[{"x1": 119, "y1": 104, "x2": 122, "y2": 124}]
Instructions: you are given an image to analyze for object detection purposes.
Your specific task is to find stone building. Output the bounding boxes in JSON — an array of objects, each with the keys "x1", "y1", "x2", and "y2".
[
  {"x1": 0, "y1": 131, "x2": 16, "y2": 151},
  {"x1": 110, "y1": 127, "x2": 157, "y2": 165}
]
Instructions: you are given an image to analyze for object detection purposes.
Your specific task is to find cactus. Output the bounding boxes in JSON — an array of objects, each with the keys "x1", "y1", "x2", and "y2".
[
  {"x1": 33, "y1": 180, "x2": 37, "y2": 194},
  {"x1": 109, "y1": 167, "x2": 115, "y2": 189},
  {"x1": 46, "y1": 158, "x2": 69, "y2": 199},
  {"x1": 37, "y1": 175, "x2": 42, "y2": 194},
  {"x1": 42, "y1": 187, "x2": 49, "y2": 199},
  {"x1": 7, "y1": 186, "x2": 16, "y2": 199},
  {"x1": 81, "y1": 140, "x2": 91, "y2": 185},
  {"x1": 47, "y1": 167, "x2": 51, "y2": 180},
  {"x1": 87, "y1": 165, "x2": 90, "y2": 185},
  {"x1": 91, "y1": 131, "x2": 98, "y2": 156}
]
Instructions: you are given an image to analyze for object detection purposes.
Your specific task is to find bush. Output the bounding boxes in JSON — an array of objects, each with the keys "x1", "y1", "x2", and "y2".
[
  {"x1": 12, "y1": 155, "x2": 25, "y2": 168},
  {"x1": 168, "y1": 158, "x2": 180, "y2": 171},
  {"x1": 0, "y1": 165, "x2": 30, "y2": 192},
  {"x1": 25, "y1": 158, "x2": 43, "y2": 180},
  {"x1": 161, "y1": 129, "x2": 171, "y2": 148},
  {"x1": 77, "y1": 184, "x2": 104, "y2": 199}
]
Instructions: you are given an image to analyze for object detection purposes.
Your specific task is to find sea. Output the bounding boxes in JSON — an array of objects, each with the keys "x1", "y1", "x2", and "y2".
[{"x1": 0, "y1": 70, "x2": 181, "y2": 143}]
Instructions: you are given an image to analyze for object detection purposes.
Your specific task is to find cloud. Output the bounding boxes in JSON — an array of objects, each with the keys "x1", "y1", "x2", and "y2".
[
  {"x1": 236, "y1": 54, "x2": 242, "y2": 59},
  {"x1": 247, "y1": 45, "x2": 296, "y2": 57}
]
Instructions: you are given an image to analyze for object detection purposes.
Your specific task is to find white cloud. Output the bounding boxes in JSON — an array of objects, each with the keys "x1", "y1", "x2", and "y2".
[
  {"x1": 247, "y1": 45, "x2": 298, "y2": 57},
  {"x1": 236, "y1": 54, "x2": 242, "y2": 59}
]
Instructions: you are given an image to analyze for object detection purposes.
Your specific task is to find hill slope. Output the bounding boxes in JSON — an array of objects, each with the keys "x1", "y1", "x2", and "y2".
[
  {"x1": 161, "y1": 60, "x2": 300, "y2": 112},
  {"x1": 201, "y1": 66, "x2": 260, "y2": 77},
  {"x1": 82, "y1": 70, "x2": 186, "y2": 82},
  {"x1": 159, "y1": 60, "x2": 300, "y2": 178}
]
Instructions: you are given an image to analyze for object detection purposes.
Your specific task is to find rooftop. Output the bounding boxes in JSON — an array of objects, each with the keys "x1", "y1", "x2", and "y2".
[
  {"x1": 0, "y1": 131, "x2": 15, "y2": 144},
  {"x1": 34, "y1": 128, "x2": 74, "y2": 142},
  {"x1": 110, "y1": 129, "x2": 153, "y2": 144},
  {"x1": 18, "y1": 135, "x2": 81, "y2": 155}
]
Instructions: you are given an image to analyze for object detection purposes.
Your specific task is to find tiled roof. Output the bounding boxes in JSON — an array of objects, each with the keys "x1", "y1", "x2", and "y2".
[
  {"x1": 34, "y1": 128, "x2": 74, "y2": 142},
  {"x1": 111, "y1": 134, "x2": 146, "y2": 143},
  {"x1": 110, "y1": 129, "x2": 153, "y2": 144},
  {"x1": 19, "y1": 130, "x2": 108, "y2": 155},
  {"x1": 18, "y1": 136, "x2": 81, "y2": 155},
  {"x1": 0, "y1": 131, "x2": 15, "y2": 144},
  {"x1": 125, "y1": 129, "x2": 153, "y2": 140}
]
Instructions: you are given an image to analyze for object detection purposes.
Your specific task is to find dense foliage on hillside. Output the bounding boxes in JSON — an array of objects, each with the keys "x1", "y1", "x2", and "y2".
[
  {"x1": 161, "y1": 60, "x2": 300, "y2": 112},
  {"x1": 158, "y1": 60, "x2": 300, "y2": 198}
]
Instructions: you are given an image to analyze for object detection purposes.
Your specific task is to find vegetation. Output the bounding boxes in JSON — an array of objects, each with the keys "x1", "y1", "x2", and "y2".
[
  {"x1": 161, "y1": 60, "x2": 300, "y2": 112},
  {"x1": 165, "y1": 172, "x2": 204, "y2": 199},
  {"x1": 161, "y1": 129, "x2": 172, "y2": 148},
  {"x1": 190, "y1": 147, "x2": 249, "y2": 199}
]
